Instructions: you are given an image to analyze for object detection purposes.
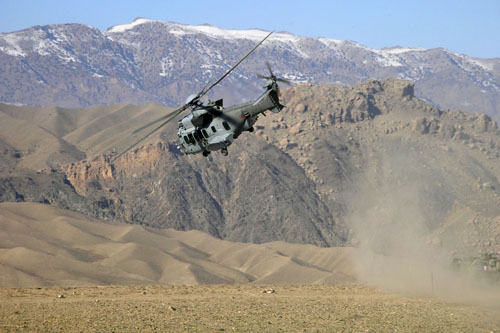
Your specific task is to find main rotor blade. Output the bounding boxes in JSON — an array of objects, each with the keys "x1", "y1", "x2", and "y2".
[
  {"x1": 132, "y1": 104, "x2": 189, "y2": 135},
  {"x1": 112, "y1": 107, "x2": 185, "y2": 162},
  {"x1": 265, "y1": 61, "x2": 274, "y2": 77},
  {"x1": 276, "y1": 78, "x2": 291, "y2": 85},
  {"x1": 198, "y1": 31, "x2": 273, "y2": 99}
]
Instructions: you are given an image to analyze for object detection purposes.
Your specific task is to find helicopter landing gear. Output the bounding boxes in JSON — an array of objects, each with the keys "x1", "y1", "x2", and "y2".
[
  {"x1": 248, "y1": 126, "x2": 254, "y2": 132},
  {"x1": 221, "y1": 147, "x2": 228, "y2": 156},
  {"x1": 202, "y1": 151, "x2": 210, "y2": 157}
]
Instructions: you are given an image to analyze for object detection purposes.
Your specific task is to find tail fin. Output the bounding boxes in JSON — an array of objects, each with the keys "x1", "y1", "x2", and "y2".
[{"x1": 271, "y1": 103, "x2": 285, "y2": 113}]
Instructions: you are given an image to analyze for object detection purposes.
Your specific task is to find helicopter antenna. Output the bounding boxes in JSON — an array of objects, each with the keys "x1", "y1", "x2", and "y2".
[{"x1": 112, "y1": 31, "x2": 273, "y2": 162}]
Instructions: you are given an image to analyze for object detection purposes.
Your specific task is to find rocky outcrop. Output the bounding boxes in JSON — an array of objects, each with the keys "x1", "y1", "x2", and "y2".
[
  {"x1": 412, "y1": 117, "x2": 440, "y2": 134},
  {"x1": 59, "y1": 141, "x2": 343, "y2": 246},
  {"x1": 259, "y1": 79, "x2": 500, "y2": 255},
  {"x1": 280, "y1": 79, "x2": 427, "y2": 127}
]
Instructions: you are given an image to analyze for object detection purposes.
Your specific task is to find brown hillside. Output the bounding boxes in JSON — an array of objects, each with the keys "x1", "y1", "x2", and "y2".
[
  {"x1": 0, "y1": 103, "x2": 172, "y2": 170},
  {"x1": 0, "y1": 202, "x2": 355, "y2": 288}
]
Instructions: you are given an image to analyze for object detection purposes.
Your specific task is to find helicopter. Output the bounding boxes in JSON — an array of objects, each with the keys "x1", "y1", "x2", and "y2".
[{"x1": 114, "y1": 31, "x2": 290, "y2": 160}]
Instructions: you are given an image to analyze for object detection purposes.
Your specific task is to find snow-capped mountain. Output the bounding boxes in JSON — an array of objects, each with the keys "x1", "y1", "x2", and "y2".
[{"x1": 1, "y1": 18, "x2": 499, "y2": 121}]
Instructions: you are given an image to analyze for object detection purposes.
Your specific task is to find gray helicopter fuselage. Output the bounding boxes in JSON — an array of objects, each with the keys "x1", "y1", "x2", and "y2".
[{"x1": 177, "y1": 81, "x2": 283, "y2": 155}]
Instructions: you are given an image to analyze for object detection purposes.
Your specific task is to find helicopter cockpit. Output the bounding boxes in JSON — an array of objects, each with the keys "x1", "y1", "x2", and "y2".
[{"x1": 177, "y1": 105, "x2": 236, "y2": 156}]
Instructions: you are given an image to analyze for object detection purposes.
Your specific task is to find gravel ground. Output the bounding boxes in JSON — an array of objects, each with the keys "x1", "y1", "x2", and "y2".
[{"x1": 0, "y1": 284, "x2": 499, "y2": 332}]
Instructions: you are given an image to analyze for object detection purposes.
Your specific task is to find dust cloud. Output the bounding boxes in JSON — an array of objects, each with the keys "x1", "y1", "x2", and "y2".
[{"x1": 346, "y1": 145, "x2": 500, "y2": 307}]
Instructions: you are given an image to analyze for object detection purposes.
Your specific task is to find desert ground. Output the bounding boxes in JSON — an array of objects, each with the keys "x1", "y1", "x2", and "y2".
[
  {"x1": 1, "y1": 284, "x2": 500, "y2": 332},
  {"x1": 1, "y1": 203, "x2": 499, "y2": 332}
]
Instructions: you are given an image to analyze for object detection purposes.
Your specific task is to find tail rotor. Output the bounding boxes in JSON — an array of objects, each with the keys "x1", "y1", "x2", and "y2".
[
  {"x1": 257, "y1": 62, "x2": 290, "y2": 99},
  {"x1": 257, "y1": 62, "x2": 291, "y2": 86}
]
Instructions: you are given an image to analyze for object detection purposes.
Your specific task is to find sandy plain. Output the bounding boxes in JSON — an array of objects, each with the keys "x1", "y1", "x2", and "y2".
[{"x1": 1, "y1": 284, "x2": 500, "y2": 332}]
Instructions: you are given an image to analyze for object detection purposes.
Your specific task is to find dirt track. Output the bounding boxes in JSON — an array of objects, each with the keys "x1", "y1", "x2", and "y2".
[{"x1": 1, "y1": 284, "x2": 499, "y2": 332}]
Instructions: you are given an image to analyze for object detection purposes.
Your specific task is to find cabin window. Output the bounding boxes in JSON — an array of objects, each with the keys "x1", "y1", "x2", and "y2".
[
  {"x1": 193, "y1": 131, "x2": 201, "y2": 141},
  {"x1": 183, "y1": 136, "x2": 190, "y2": 144},
  {"x1": 211, "y1": 126, "x2": 217, "y2": 133},
  {"x1": 223, "y1": 121, "x2": 231, "y2": 131},
  {"x1": 201, "y1": 129, "x2": 209, "y2": 138}
]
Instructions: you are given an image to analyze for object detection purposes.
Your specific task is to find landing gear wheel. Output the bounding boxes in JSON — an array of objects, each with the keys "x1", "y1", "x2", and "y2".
[
  {"x1": 248, "y1": 126, "x2": 254, "y2": 132},
  {"x1": 221, "y1": 147, "x2": 228, "y2": 156},
  {"x1": 202, "y1": 151, "x2": 210, "y2": 157}
]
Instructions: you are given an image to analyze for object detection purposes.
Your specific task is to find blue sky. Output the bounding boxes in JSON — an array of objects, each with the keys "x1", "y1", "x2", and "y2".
[{"x1": 1, "y1": 0, "x2": 499, "y2": 58}]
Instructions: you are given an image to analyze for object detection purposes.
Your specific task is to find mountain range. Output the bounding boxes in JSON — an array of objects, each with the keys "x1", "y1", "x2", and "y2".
[{"x1": 1, "y1": 18, "x2": 499, "y2": 122}]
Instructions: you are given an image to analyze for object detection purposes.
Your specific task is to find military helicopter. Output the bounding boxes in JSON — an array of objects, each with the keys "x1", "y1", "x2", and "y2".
[{"x1": 114, "y1": 31, "x2": 289, "y2": 160}]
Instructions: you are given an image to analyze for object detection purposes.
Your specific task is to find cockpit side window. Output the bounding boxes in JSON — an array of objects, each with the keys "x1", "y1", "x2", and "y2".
[
  {"x1": 183, "y1": 136, "x2": 190, "y2": 144},
  {"x1": 193, "y1": 131, "x2": 201, "y2": 142},
  {"x1": 201, "y1": 129, "x2": 209, "y2": 138},
  {"x1": 222, "y1": 121, "x2": 231, "y2": 131},
  {"x1": 187, "y1": 133, "x2": 195, "y2": 144},
  {"x1": 211, "y1": 126, "x2": 217, "y2": 133}
]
